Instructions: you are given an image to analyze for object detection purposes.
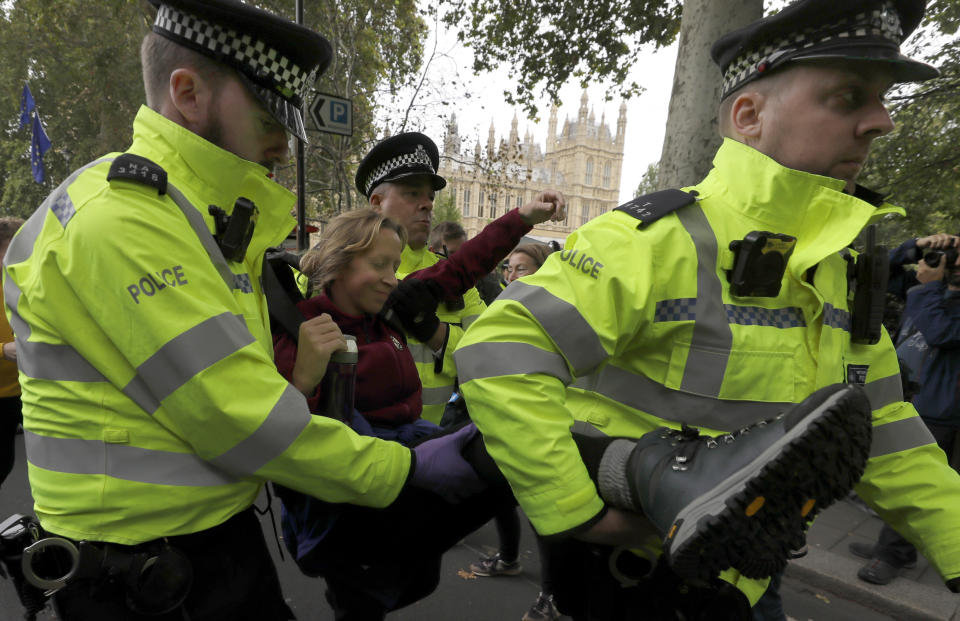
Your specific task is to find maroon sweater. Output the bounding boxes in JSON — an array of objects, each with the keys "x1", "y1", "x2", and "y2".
[
  {"x1": 274, "y1": 294, "x2": 423, "y2": 426},
  {"x1": 273, "y1": 208, "x2": 532, "y2": 425}
]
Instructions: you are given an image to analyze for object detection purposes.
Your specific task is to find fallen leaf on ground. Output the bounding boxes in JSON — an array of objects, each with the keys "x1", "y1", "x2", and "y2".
[
  {"x1": 814, "y1": 593, "x2": 831, "y2": 604},
  {"x1": 457, "y1": 569, "x2": 477, "y2": 580}
]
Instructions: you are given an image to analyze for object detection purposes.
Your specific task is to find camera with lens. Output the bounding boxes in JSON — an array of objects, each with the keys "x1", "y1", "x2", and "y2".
[{"x1": 922, "y1": 247, "x2": 960, "y2": 270}]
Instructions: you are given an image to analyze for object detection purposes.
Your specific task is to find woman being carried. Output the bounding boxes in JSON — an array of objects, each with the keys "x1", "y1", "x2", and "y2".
[{"x1": 271, "y1": 203, "x2": 560, "y2": 620}]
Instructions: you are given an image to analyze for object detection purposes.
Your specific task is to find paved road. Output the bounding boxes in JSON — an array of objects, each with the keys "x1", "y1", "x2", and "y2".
[{"x1": 0, "y1": 434, "x2": 898, "y2": 620}]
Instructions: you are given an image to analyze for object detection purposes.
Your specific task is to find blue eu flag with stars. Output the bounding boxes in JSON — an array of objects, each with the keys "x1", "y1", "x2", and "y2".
[
  {"x1": 31, "y1": 112, "x2": 51, "y2": 184},
  {"x1": 19, "y1": 83, "x2": 35, "y2": 129}
]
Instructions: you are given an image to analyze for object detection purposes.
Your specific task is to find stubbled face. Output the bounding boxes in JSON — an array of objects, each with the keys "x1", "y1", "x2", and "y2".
[
  {"x1": 199, "y1": 74, "x2": 290, "y2": 171},
  {"x1": 748, "y1": 61, "x2": 896, "y2": 191},
  {"x1": 506, "y1": 252, "x2": 538, "y2": 283},
  {"x1": 328, "y1": 228, "x2": 402, "y2": 315},
  {"x1": 371, "y1": 177, "x2": 435, "y2": 250}
]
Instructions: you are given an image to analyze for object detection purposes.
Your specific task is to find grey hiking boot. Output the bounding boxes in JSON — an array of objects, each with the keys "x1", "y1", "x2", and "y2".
[{"x1": 597, "y1": 383, "x2": 873, "y2": 581}]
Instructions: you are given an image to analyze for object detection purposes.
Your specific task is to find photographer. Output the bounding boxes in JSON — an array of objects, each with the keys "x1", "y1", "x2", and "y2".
[{"x1": 852, "y1": 232, "x2": 960, "y2": 585}]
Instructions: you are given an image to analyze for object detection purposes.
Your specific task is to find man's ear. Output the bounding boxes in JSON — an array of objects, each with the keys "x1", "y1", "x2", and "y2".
[
  {"x1": 730, "y1": 91, "x2": 765, "y2": 140},
  {"x1": 168, "y1": 68, "x2": 213, "y2": 129}
]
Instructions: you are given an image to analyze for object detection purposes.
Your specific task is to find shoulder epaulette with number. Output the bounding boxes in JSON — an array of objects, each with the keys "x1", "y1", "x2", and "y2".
[
  {"x1": 614, "y1": 189, "x2": 697, "y2": 228},
  {"x1": 107, "y1": 154, "x2": 168, "y2": 195}
]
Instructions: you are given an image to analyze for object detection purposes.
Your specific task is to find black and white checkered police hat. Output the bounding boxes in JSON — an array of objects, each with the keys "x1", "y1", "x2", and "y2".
[
  {"x1": 712, "y1": 0, "x2": 938, "y2": 100},
  {"x1": 355, "y1": 133, "x2": 447, "y2": 199},
  {"x1": 148, "y1": 0, "x2": 332, "y2": 142}
]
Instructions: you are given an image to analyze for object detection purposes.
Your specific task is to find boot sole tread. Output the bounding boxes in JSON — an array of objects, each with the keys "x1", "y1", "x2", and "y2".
[{"x1": 665, "y1": 387, "x2": 872, "y2": 581}]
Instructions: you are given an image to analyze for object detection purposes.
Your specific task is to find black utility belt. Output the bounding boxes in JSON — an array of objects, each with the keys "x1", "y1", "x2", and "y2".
[{"x1": 14, "y1": 508, "x2": 256, "y2": 616}]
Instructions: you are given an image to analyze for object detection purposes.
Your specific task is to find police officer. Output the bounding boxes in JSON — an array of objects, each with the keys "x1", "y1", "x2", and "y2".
[
  {"x1": 355, "y1": 132, "x2": 565, "y2": 423},
  {"x1": 456, "y1": 0, "x2": 960, "y2": 617},
  {"x1": 3, "y1": 2, "x2": 479, "y2": 619}
]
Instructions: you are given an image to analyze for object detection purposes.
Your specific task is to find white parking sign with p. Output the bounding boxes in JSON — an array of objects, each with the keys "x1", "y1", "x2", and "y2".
[{"x1": 308, "y1": 93, "x2": 353, "y2": 136}]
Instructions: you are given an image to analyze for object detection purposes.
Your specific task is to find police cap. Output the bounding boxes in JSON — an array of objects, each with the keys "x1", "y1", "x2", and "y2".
[
  {"x1": 712, "y1": 0, "x2": 938, "y2": 100},
  {"x1": 355, "y1": 133, "x2": 447, "y2": 199},
  {"x1": 148, "y1": 0, "x2": 332, "y2": 142}
]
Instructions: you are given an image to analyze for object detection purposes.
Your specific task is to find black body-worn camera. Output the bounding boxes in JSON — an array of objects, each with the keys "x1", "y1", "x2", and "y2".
[
  {"x1": 923, "y1": 247, "x2": 959, "y2": 269},
  {"x1": 728, "y1": 231, "x2": 797, "y2": 298},
  {"x1": 209, "y1": 197, "x2": 259, "y2": 262}
]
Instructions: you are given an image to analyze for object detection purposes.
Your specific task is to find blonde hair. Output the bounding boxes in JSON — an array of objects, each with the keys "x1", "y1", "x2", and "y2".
[
  {"x1": 509, "y1": 242, "x2": 553, "y2": 270},
  {"x1": 300, "y1": 208, "x2": 407, "y2": 293}
]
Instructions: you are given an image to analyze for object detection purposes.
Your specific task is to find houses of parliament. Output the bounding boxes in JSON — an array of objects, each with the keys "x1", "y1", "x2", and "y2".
[{"x1": 439, "y1": 91, "x2": 627, "y2": 244}]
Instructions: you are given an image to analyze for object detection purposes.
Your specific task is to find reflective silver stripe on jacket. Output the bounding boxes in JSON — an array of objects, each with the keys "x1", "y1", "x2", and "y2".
[
  {"x1": 572, "y1": 364, "x2": 788, "y2": 431},
  {"x1": 422, "y1": 385, "x2": 455, "y2": 406},
  {"x1": 210, "y1": 383, "x2": 311, "y2": 476},
  {"x1": 122, "y1": 312, "x2": 256, "y2": 415},
  {"x1": 24, "y1": 430, "x2": 238, "y2": 487},
  {"x1": 498, "y1": 281, "x2": 607, "y2": 376},
  {"x1": 863, "y1": 373, "x2": 903, "y2": 411},
  {"x1": 675, "y1": 205, "x2": 731, "y2": 397},
  {"x1": 408, "y1": 342, "x2": 437, "y2": 365},
  {"x1": 165, "y1": 184, "x2": 241, "y2": 292},
  {"x1": 456, "y1": 341, "x2": 572, "y2": 385},
  {"x1": 4, "y1": 276, "x2": 106, "y2": 382},
  {"x1": 3, "y1": 159, "x2": 114, "y2": 383},
  {"x1": 461, "y1": 314, "x2": 480, "y2": 330},
  {"x1": 869, "y1": 416, "x2": 936, "y2": 459}
]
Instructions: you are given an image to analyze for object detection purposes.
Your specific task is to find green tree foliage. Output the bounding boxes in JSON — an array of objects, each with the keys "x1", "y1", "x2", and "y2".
[
  {"x1": 432, "y1": 190, "x2": 461, "y2": 224},
  {"x1": 633, "y1": 162, "x2": 660, "y2": 197},
  {"x1": 441, "y1": 0, "x2": 682, "y2": 116},
  {"x1": 258, "y1": 0, "x2": 427, "y2": 220},
  {"x1": 0, "y1": 0, "x2": 426, "y2": 221},
  {"x1": 0, "y1": 0, "x2": 151, "y2": 217},
  {"x1": 860, "y1": 0, "x2": 960, "y2": 244}
]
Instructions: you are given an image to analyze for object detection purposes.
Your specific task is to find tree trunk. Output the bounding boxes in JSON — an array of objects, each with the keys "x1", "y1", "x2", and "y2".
[{"x1": 657, "y1": 0, "x2": 763, "y2": 190}]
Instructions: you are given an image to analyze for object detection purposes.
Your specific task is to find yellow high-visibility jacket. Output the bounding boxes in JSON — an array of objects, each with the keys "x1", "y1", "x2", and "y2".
[
  {"x1": 4, "y1": 106, "x2": 410, "y2": 545},
  {"x1": 398, "y1": 245, "x2": 485, "y2": 423},
  {"x1": 457, "y1": 138, "x2": 960, "y2": 596}
]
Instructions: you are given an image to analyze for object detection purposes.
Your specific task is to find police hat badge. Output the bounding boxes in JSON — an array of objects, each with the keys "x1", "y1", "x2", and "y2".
[{"x1": 355, "y1": 133, "x2": 447, "y2": 199}]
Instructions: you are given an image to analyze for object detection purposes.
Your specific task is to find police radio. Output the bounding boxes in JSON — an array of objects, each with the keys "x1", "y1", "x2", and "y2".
[
  {"x1": 728, "y1": 231, "x2": 797, "y2": 297},
  {"x1": 849, "y1": 224, "x2": 889, "y2": 344},
  {"x1": 209, "y1": 198, "x2": 258, "y2": 262}
]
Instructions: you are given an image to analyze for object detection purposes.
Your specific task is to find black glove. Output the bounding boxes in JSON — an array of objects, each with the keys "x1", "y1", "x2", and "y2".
[{"x1": 387, "y1": 278, "x2": 442, "y2": 342}]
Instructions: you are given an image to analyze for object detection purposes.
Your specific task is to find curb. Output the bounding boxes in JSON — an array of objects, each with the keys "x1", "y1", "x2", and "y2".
[{"x1": 786, "y1": 546, "x2": 959, "y2": 621}]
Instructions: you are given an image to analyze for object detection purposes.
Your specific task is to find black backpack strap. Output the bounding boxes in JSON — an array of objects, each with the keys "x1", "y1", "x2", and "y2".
[
  {"x1": 263, "y1": 249, "x2": 307, "y2": 343},
  {"x1": 614, "y1": 189, "x2": 697, "y2": 228}
]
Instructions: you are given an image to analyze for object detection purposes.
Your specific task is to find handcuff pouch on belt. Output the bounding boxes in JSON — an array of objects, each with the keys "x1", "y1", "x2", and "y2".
[
  {"x1": 728, "y1": 231, "x2": 796, "y2": 298},
  {"x1": 0, "y1": 514, "x2": 48, "y2": 620},
  {"x1": 19, "y1": 530, "x2": 193, "y2": 615}
]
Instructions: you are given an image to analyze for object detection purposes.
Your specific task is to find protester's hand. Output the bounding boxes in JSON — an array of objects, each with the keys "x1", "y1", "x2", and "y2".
[
  {"x1": 409, "y1": 423, "x2": 487, "y2": 503},
  {"x1": 916, "y1": 233, "x2": 959, "y2": 249},
  {"x1": 518, "y1": 190, "x2": 566, "y2": 225},
  {"x1": 387, "y1": 278, "x2": 442, "y2": 343},
  {"x1": 292, "y1": 314, "x2": 346, "y2": 396}
]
